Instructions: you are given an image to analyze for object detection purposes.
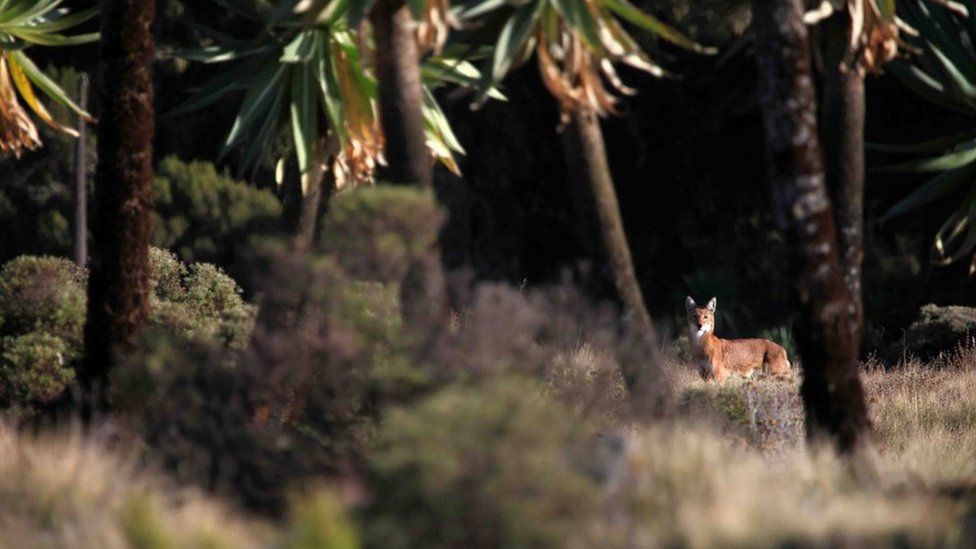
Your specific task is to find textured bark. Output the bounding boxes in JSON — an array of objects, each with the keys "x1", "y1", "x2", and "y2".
[
  {"x1": 81, "y1": 0, "x2": 156, "y2": 417},
  {"x1": 821, "y1": 12, "x2": 866, "y2": 338},
  {"x1": 563, "y1": 109, "x2": 666, "y2": 407},
  {"x1": 73, "y1": 74, "x2": 89, "y2": 268},
  {"x1": 752, "y1": 0, "x2": 870, "y2": 452},
  {"x1": 371, "y1": 0, "x2": 432, "y2": 187}
]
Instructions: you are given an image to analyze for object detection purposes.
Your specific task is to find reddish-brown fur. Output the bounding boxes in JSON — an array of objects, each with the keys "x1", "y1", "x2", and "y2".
[{"x1": 686, "y1": 297, "x2": 791, "y2": 382}]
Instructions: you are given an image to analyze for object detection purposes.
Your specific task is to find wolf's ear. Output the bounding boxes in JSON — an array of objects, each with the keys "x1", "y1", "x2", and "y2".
[
  {"x1": 685, "y1": 296, "x2": 696, "y2": 312},
  {"x1": 706, "y1": 297, "x2": 717, "y2": 312}
]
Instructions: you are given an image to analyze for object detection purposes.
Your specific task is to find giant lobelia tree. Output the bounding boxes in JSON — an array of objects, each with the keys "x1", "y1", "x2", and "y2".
[
  {"x1": 806, "y1": 0, "x2": 902, "y2": 343},
  {"x1": 752, "y1": 0, "x2": 871, "y2": 452},
  {"x1": 171, "y1": 0, "x2": 473, "y2": 249},
  {"x1": 0, "y1": 1, "x2": 96, "y2": 155},
  {"x1": 456, "y1": 0, "x2": 712, "y2": 405},
  {"x1": 81, "y1": 0, "x2": 156, "y2": 417}
]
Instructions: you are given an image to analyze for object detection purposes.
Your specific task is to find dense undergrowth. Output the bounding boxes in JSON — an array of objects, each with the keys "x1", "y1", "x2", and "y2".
[{"x1": 2, "y1": 187, "x2": 975, "y2": 547}]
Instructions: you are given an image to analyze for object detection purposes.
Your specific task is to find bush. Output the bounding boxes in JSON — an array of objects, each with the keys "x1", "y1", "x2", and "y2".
[
  {"x1": 321, "y1": 187, "x2": 444, "y2": 283},
  {"x1": 115, "y1": 335, "x2": 342, "y2": 516},
  {"x1": 184, "y1": 262, "x2": 249, "y2": 319},
  {"x1": 364, "y1": 378, "x2": 601, "y2": 548},
  {"x1": 0, "y1": 256, "x2": 86, "y2": 342},
  {"x1": 119, "y1": 248, "x2": 404, "y2": 515},
  {"x1": 152, "y1": 156, "x2": 283, "y2": 269},
  {"x1": 0, "y1": 333, "x2": 74, "y2": 414},
  {"x1": 0, "y1": 249, "x2": 255, "y2": 418},
  {"x1": 150, "y1": 246, "x2": 187, "y2": 302},
  {"x1": 283, "y1": 492, "x2": 361, "y2": 549}
]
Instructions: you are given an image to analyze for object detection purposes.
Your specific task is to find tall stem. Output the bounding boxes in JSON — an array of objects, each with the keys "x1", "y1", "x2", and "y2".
[
  {"x1": 81, "y1": 0, "x2": 155, "y2": 418},
  {"x1": 293, "y1": 138, "x2": 330, "y2": 251},
  {"x1": 371, "y1": 0, "x2": 431, "y2": 187},
  {"x1": 752, "y1": 0, "x2": 870, "y2": 452},
  {"x1": 563, "y1": 109, "x2": 665, "y2": 408},
  {"x1": 821, "y1": 11, "x2": 866, "y2": 339},
  {"x1": 73, "y1": 73, "x2": 89, "y2": 268}
]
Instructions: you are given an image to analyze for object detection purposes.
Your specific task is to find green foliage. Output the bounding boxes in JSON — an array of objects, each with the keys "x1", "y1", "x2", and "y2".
[
  {"x1": 365, "y1": 378, "x2": 601, "y2": 548},
  {"x1": 0, "y1": 148, "x2": 281, "y2": 276},
  {"x1": 114, "y1": 335, "x2": 340, "y2": 516},
  {"x1": 184, "y1": 263, "x2": 250, "y2": 319},
  {"x1": 879, "y1": 0, "x2": 976, "y2": 270},
  {"x1": 0, "y1": 332, "x2": 74, "y2": 412},
  {"x1": 152, "y1": 156, "x2": 283, "y2": 266},
  {"x1": 320, "y1": 187, "x2": 445, "y2": 283},
  {"x1": 283, "y1": 492, "x2": 360, "y2": 549},
  {"x1": 0, "y1": 248, "x2": 255, "y2": 418},
  {"x1": 455, "y1": 0, "x2": 711, "y2": 115},
  {"x1": 757, "y1": 325, "x2": 796, "y2": 360},
  {"x1": 121, "y1": 494, "x2": 174, "y2": 549},
  {"x1": 170, "y1": 3, "x2": 472, "y2": 183},
  {"x1": 150, "y1": 247, "x2": 188, "y2": 302},
  {"x1": 0, "y1": 65, "x2": 92, "y2": 263},
  {"x1": 0, "y1": 255, "x2": 85, "y2": 342},
  {"x1": 119, "y1": 246, "x2": 411, "y2": 515},
  {"x1": 0, "y1": 1, "x2": 96, "y2": 156}
]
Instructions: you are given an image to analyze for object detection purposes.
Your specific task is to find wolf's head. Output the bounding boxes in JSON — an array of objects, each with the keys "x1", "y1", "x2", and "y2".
[{"x1": 685, "y1": 296, "x2": 716, "y2": 339}]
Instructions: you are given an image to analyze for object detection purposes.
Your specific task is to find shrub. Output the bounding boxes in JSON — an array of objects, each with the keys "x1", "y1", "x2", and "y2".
[
  {"x1": 147, "y1": 252, "x2": 254, "y2": 348},
  {"x1": 183, "y1": 262, "x2": 249, "y2": 319},
  {"x1": 321, "y1": 187, "x2": 444, "y2": 283},
  {"x1": 150, "y1": 247, "x2": 187, "y2": 302},
  {"x1": 0, "y1": 256, "x2": 85, "y2": 342},
  {"x1": 0, "y1": 249, "x2": 254, "y2": 418},
  {"x1": 115, "y1": 335, "x2": 342, "y2": 515},
  {"x1": 364, "y1": 378, "x2": 601, "y2": 548},
  {"x1": 282, "y1": 492, "x2": 361, "y2": 549},
  {"x1": 119, "y1": 249, "x2": 401, "y2": 515},
  {"x1": 677, "y1": 378, "x2": 803, "y2": 451},
  {"x1": 152, "y1": 156, "x2": 283, "y2": 269},
  {"x1": 0, "y1": 333, "x2": 74, "y2": 414}
]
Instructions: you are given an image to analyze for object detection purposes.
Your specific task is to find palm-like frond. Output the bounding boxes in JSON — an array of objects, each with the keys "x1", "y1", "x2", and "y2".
[
  {"x1": 0, "y1": 0, "x2": 97, "y2": 156},
  {"x1": 874, "y1": 0, "x2": 976, "y2": 272},
  {"x1": 174, "y1": 0, "x2": 477, "y2": 190},
  {"x1": 454, "y1": 0, "x2": 713, "y2": 120},
  {"x1": 804, "y1": 0, "x2": 908, "y2": 74}
]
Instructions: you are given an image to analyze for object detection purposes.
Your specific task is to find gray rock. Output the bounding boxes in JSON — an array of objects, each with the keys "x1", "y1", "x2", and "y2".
[{"x1": 903, "y1": 304, "x2": 976, "y2": 360}]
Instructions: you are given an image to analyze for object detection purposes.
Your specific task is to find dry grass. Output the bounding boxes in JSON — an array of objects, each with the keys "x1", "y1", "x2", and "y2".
[
  {"x1": 0, "y1": 423, "x2": 272, "y2": 549},
  {"x1": 2, "y1": 343, "x2": 976, "y2": 547},
  {"x1": 640, "y1": 341, "x2": 976, "y2": 547}
]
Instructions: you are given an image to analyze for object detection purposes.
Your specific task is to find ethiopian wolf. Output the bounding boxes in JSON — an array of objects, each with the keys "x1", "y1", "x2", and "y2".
[{"x1": 686, "y1": 296, "x2": 791, "y2": 382}]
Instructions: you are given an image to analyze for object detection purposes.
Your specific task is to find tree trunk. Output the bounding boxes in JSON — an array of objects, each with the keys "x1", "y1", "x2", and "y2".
[
  {"x1": 751, "y1": 0, "x2": 870, "y2": 452},
  {"x1": 81, "y1": 0, "x2": 156, "y2": 418},
  {"x1": 821, "y1": 11, "x2": 865, "y2": 341},
  {"x1": 73, "y1": 73, "x2": 89, "y2": 268},
  {"x1": 293, "y1": 138, "x2": 330, "y2": 251},
  {"x1": 562, "y1": 108, "x2": 666, "y2": 410},
  {"x1": 371, "y1": 0, "x2": 432, "y2": 187},
  {"x1": 371, "y1": 0, "x2": 450, "y2": 342}
]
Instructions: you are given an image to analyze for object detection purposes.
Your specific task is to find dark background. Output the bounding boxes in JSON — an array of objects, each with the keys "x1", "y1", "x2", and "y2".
[{"x1": 5, "y1": 0, "x2": 974, "y2": 350}]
